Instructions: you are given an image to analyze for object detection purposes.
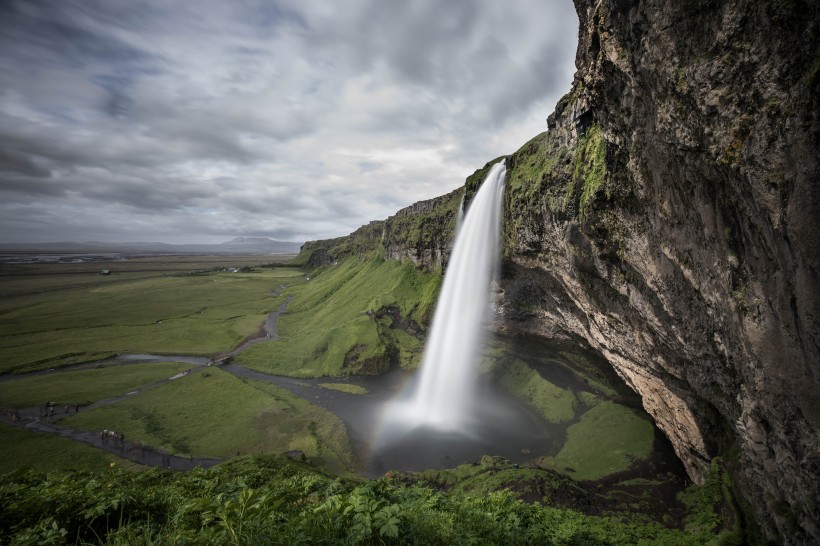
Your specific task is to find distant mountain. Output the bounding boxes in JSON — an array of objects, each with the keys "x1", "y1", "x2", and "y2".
[
  {"x1": 221, "y1": 237, "x2": 275, "y2": 246},
  {"x1": 0, "y1": 238, "x2": 302, "y2": 255},
  {"x1": 215, "y1": 237, "x2": 302, "y2": 253}
]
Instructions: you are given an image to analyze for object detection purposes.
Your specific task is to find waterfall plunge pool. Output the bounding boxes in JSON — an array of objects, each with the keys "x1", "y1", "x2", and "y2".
[{"x1": 222, "y1": 333, "x2": 688, "y2": 488}]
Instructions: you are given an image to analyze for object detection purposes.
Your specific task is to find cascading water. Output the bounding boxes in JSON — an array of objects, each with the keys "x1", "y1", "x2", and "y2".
[{"x1": 383, "y1": 159, "x2": 507, "y2": 433}]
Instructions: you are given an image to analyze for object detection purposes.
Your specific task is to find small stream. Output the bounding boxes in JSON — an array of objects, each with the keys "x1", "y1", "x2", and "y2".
[
  {"x1": 116, "y1": 354, "x2": 211, "y2": 366},
  {"x1": 222, "y1": 361, "x2": 561, "y2": 477},
  {"x1": 221, "y1": 332, "x2": 688, "y2": 484},
  {"x1": 2, "y1": 307, "x2": 688, "y2": 487}
]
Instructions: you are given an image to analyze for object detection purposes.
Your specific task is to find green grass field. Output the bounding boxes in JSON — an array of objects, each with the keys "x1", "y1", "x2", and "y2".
[
  {"x1": 0, "y1": 268, "x2": 303, "y2": 374},
  {"x1": 0, "y1": 362, "x2": 191, "y2": 407},
  {"x1": 236, "y1": 256, "x2": 439, "y2": 377},
  {"x1": 0, "y1": 423, "x2": 143, "y2": 473},
  {"x1": 1, "y1": 252, "x2": 660, "y2": 486},
  {"x1": 0, "y1": 255, "x2": 292, "y2": 296},
  {"x1": 60, "y1": 368, "x2": 355, "y2": 473}
]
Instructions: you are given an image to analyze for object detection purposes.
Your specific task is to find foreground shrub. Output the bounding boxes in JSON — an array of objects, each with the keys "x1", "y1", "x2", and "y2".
[{"x1": 0, "y1": 455, "x2": 723, "y2": 545}]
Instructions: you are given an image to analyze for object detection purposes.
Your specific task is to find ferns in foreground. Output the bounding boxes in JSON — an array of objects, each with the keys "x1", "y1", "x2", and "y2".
[{"x1": 0, "y1": 455, "x2": 728, "y2": 545}]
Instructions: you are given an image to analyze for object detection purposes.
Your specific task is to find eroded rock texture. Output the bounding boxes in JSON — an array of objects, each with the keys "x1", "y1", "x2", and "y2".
[
  {"x1": 300, "y1": 0, "x2": 818, "y2": 542},
  {"x1": 500, "y1": 0, "x2": 818, "y2": 542}
]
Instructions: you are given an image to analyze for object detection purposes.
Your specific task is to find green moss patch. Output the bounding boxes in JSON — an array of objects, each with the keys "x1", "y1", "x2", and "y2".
[
  {"x1": 318, "y1": 383, "x2": 368, "y2": 395},
  {"x1": 494, "y1": 358, "x2": 576, "y2": 424},
  {"x1": 537, "y1": 401, "x2": 654, "y2": 481},
  {"x1": 571, "y1": 124, "x2": 608, "y2": 219}
]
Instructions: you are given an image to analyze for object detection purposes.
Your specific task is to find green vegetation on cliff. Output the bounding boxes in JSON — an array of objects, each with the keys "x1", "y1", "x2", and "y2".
[
  {"x1": 506, "y1": 133, "x2": 573, "y2": 216},
  {"x1": 572, "y1": 124, "x2": 608, "y2": 219},
  {"x1": 503, "y1": 123, "x2": 609, "y2": 233}
]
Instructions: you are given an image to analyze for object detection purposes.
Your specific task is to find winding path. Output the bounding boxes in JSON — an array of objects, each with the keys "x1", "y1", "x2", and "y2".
[
  {"x1": 1, "y1": 365, "x2": 221, "y2": 470},
  {"x1": 0, "y1": 287, "x2": 295, "y2": 471},
  {"x1": 4, "y1": 410, "x2": 221, "y2": 471},
  {"x1": 227, "y1": 295, "x2": 293, "y2": 356}
]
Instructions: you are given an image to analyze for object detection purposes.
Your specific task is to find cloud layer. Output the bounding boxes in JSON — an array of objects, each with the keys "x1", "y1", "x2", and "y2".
[{"x1": 0, "y1": 0, "x2": 578, "y2": 244}]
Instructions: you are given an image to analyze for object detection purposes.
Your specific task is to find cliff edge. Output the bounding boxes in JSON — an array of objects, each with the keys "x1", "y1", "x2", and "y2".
[
  {"x1": 501, "y1": 0, "x2": 819, "y2": 542},
  {"x1": 299, "y1": 0, "x2": 819, "y2": 542}
]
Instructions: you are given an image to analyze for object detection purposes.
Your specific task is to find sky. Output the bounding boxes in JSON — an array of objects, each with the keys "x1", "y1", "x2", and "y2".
[{"x1": 0, "y1": 0, "x2": 578, "y2": 245}]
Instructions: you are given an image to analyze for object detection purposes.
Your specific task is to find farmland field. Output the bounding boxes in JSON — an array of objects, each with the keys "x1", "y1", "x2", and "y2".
[
  {"x1": 0, "y1": 253, "x2": 356, "y2": 474},
  {"x1": 0, "y1": 256, "x2": 303, "y2": 374}
]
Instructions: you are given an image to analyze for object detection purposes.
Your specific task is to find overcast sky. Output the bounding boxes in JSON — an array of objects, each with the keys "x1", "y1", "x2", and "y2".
[{"x1": 0, "y1": 0, "x2": 578, "y2": 244}]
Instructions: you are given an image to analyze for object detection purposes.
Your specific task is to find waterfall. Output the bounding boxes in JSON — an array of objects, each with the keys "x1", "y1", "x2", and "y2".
[{"x1": 385, "y1": 159, "x2": 507, "y2": 433}]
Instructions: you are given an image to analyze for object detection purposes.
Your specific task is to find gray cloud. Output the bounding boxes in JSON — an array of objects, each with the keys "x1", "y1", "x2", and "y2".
[{"x1": 0, "y1": 0, "x2": 577, "y2": 244}]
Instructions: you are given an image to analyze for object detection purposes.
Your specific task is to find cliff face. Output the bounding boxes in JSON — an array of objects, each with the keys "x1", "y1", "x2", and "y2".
[
  {"x1": 300, "y1": 188, "x2": 463, "y2": 269},
  {"x1": 300, "y1": 0, "x2": 819, "y2": 542},
  {"x1": 500, "y1": 0, "x2": 818, "y2": 542}
]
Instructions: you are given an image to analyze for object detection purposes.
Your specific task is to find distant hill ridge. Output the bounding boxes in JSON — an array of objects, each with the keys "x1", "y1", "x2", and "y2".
[
  {"x1": 0, "y1": 237, "x2": 302, "y2": 255},
  {"x1": 221, "y1": 237, "x2": 281, "y2": 246}
]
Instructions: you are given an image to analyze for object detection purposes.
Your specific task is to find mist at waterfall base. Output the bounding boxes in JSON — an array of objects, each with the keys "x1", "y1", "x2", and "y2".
[{"x1": 368, "y1": 160, "x2": 551, "y2": 472}]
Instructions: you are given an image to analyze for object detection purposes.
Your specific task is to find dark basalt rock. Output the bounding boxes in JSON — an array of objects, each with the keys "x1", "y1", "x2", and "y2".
[
  {"x1": 299, "y1": 0, "x2": 819, "y2": 542},
  {"x1": 496, "y1": 0, "x2": 818, "y2": 542}
]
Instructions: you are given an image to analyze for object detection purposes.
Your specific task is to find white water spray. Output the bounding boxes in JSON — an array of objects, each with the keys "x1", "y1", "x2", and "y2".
[{"x1": 384, "y1": 160, "x2": 507, "y2": 433}]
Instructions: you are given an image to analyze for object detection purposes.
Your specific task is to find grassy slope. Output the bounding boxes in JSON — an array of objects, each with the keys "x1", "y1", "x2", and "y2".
[
  {"x1": 494, "y1": 357, "x2": 577, "y2": 424},
  {"x1": 538, "y1": 401, "x2": 655, "y2": 481},
  {"x1": 0, "y1": 362, "x2": 191, "y2": 407},
  {"x1": 483, "y1": 342, "x2": 656, "y2": 480},
  {"x1": 0, "y1": 270, "x2": 302, "y2": 373},
  {"x1": 236, "y1": 256, "x2": 439, "y2": 377},
  {"x1": 60, "y1": 368, "x2": 354, "y2": 473},
  {"x1": 0, "y1": 423, "x2": 143, "y2": 473}
]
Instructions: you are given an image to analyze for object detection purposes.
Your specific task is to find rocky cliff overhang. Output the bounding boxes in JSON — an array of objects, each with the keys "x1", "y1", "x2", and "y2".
[
  {"x1": 499, "y1": 0, "x2": 818, "y2": 542},
  {"x1": 298, "y1": 0, "x2": 819, "y2": 542}
]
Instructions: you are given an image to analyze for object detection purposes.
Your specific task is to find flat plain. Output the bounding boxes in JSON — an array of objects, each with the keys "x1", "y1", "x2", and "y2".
[
  {"x1": 0, "y1": 253, "x2": 668, "y2": 484},
  {"x1": 0, "y1": 256, "x2": 302, "y2": 373}
]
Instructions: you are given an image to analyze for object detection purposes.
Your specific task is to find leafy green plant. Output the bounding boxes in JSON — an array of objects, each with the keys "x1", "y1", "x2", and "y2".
[{"x1": 0, "y1": 455, "x2": 731, "y2": 545}]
